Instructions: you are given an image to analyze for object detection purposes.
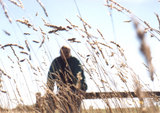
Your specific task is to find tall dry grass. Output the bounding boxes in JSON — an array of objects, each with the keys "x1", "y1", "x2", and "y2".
[{"x1": 0, "y1": 0, "x2": 160, "y2": 113}]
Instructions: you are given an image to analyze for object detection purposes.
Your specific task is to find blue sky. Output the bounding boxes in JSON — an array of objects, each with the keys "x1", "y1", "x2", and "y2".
[{"x1": 0, "y1": 0, "x2": 160, "y2": 109}]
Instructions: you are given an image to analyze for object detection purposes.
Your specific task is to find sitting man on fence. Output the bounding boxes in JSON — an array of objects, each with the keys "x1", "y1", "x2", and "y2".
[{"x1": 47, "y1": 46, "x2": 87, "y2": 113}]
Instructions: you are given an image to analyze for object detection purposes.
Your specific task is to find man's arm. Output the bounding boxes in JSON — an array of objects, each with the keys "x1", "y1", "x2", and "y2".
[
  {"x1": 71, "y1": 57, "x2": 87, "y2": 91},
  {"x1": 47, "y1": 60, "x2": 58, "y2": 91}
]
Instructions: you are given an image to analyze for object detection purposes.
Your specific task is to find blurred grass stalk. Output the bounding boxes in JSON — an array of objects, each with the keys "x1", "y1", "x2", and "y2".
[{"x1": 0, "y1": 0, "x2": 160, "y2": 113}]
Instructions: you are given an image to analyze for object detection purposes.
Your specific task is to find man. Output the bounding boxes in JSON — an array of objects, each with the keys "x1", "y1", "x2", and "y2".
[{"x1": 47, "y1": 46, "x2": 87, "y2": 113}]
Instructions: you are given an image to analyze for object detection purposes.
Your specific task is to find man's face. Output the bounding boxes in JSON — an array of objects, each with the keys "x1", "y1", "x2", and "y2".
[{"x1": 60, "y1": 48, "x2": 70, "y2": 60}]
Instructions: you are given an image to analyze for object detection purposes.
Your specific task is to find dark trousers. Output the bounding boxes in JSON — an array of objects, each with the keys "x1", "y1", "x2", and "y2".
[
  {"x1": 36, "y1": 88, "x2": 84, "y2": 113},
  {"x1": 57, "y1": 89, "x2": 83, "y2": 113}
]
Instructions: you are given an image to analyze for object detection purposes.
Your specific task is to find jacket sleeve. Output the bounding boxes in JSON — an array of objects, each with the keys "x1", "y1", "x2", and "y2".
[
  {"x1": 47, "y1": 59, "x2": 58, "y2": 91},
  {"x1": 71, "y1": 57, "x2": 87, "y2": 91}
]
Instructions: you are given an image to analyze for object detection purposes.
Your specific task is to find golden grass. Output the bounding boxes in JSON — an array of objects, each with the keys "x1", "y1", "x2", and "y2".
[
  {"x1": 0, "y1": 0, "x2": 160, "y2": 113},
  {"x1": 0, "y1": 106, "x2": 160, "y2": 113}
]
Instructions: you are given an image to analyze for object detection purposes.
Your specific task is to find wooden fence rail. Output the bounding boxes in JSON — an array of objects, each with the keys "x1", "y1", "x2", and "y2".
[
  {"x1": 34, "y1": 91, "x2": 160, "y2": 112},
  {"x1": 84, "y1": 92, "x2": 160, "y2": 99}
]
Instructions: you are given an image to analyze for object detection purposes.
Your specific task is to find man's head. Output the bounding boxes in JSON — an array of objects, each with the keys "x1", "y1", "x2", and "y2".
[{"x1": 60, "y1": 46, "x2": 71, "y2": 60}]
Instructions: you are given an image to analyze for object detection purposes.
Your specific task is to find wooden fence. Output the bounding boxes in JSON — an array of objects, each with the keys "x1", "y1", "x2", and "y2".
[{"x1": 84, "y1": 92, "x2": 160, "y2": 99}]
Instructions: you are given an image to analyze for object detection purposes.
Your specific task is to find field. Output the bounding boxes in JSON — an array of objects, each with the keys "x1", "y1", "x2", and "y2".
[
  {"x1": 1, "y1": 106, "x2": 160, "y2": 113},
  {"x1": 0, "y1": 0, "x2": 160, "y2": 113}
]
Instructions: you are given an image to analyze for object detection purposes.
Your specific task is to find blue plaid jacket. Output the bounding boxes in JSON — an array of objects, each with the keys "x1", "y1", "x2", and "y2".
[{"x1": 47, "y1": 56, "x2": 87, "y2": 91}]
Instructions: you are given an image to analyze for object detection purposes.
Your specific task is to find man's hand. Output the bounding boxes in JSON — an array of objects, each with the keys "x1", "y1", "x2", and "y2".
[{"x1": 76, "y1": 72, "x2": 82, "y2": 89}]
